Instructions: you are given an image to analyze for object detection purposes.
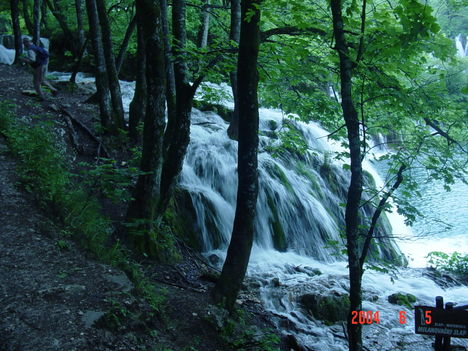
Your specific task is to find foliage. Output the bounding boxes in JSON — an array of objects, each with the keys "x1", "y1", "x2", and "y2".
[
  {"x1": 427, "y1": 251, "x2": 468, "y2": 274},
  {"x1": 216, "y1": 310, "x2": 280, "y2": 351},
  {"x1": 77, "y1": 157, "x2": 142, "y2": 204},
  {"x1": 0, "y1": 101, "x2": 166, "y2": 314}
]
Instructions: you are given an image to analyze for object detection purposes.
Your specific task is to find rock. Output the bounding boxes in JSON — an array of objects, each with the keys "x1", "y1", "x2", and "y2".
[
  {"x1": 208, "y1": 254, "x2": 220, "y2": 265},
  {"x1": 271, "y1": 277, "x2": 281, "y2": 287},
  {"x1": 284, "y1": 334, "x2": 306, "y2": 351},
  {"x1": 387, "y1": 293, "x2": 417, "y2": 308},
  {"x1": 206, "y1": 305, "x2": 229, "y2": 329},
  {"x1": 103, "y1": 272, "x2": 134, "y2": 293},
  {"x1": 199, "y1": 271, "x2": 219, "y2": 283},
  {"x1": 81, "y1": 310, "x2": 105, "y2": 328},
  {"x1": 299, "y1": 293, "x2": 350, "y2": 324}
]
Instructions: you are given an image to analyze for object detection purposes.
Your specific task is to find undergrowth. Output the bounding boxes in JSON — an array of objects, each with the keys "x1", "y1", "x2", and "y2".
[{"x1": 0, "y1": 101, "x2": 166, "y2": 312}]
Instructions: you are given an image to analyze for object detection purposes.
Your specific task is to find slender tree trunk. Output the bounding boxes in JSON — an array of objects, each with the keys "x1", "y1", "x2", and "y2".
[
  {"x1": 157, "y1": 0, "x2": 195, "y2": 221},
  {"x1": 330, "y1": 0, "x2": 363, "y2": 349},
  {"x1": 70, "y1": 36, "x2": 89, "y2": 84},
  {"x1": 75, "y1": 0, "x2": 85, "y2": 49},
  {"x1": 46, "y1": 0, "x2": 78, "y2": 56},
  {"x1": 11, "y1": 0, "x2": 23, "y2": 64},
  {"x1": 126, "y1": 0, "x2": 166, "y2": 255},
  {"x1": 197, "y1": 0, "x2": 210, "y2": 48},
  {"x1": 116, "y1": 15, "x2": 137, "y2": 75},
  {"x1": 85, "y1": 0, "x2": 112, "y2": 128},
  {"x1": 95, "y1": 0, "x2": 125, "y2": 130},
  {"x1": 160, "y1": 0, "x2": 176, "y2": 149},
  {"x1": 22, "y1": 0, "x2": 33, "y2": 36},
  {"x1": 227, "y1": 0, "x2": 241, "y2": 140},
  {"x1": 40, "y1": 0, "x2": 49, "y2": 34},
  {"x1": 129, "y1": 15, "x2": 146, "y2": 142},
  {"x1": 32, "y1": 0, "x2": 41, "y2": 45},
  {"x1": 212, "y1": 0, "x2": 261, "y2": 311}
]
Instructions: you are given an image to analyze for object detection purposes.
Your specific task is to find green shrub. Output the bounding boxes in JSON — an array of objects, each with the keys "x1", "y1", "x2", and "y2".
[{"x1": 426, "y1": 251, "x2": 468, "y2": 275}]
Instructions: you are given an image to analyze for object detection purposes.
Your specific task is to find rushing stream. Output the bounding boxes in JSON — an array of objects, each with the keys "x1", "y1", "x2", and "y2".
[{"x1": 52, "y1": 72, "x2": 468, "y2": 350}]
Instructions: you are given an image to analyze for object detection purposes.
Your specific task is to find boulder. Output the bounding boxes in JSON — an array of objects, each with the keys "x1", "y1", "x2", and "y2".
[{"x1": 299, "y1": 293, "x2": 350, "y2": 324}]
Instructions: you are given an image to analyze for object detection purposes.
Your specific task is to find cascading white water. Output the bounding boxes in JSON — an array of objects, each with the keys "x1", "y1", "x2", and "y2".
[
  {"x1": 179, "y1": 106, "x2": 402, "y2": 262},
  {"x1": 50, "y1": 73, "x2": 467, "y2": 350},
  {"x1": 455, "y1": 34, "x2": 468, "y2": 57}
]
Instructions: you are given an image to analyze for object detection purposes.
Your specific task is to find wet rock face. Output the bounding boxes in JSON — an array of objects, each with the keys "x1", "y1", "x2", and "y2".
[{"x1": 299, "y1": 293, "x2": 350, "y2": 324}]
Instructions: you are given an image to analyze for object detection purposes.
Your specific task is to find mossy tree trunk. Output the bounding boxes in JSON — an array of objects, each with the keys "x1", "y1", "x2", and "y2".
[
  {"x1": 212, "y1": 0, "x2": 261, "y2": 312},
  {"x1": 126, "y1": 0, "x2": 166, "y2": 255}
]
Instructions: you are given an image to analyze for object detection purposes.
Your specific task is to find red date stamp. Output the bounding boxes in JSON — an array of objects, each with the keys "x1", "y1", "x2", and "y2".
[{"x1": 351, "y1": 310, "x2": 432, "y2": 325}]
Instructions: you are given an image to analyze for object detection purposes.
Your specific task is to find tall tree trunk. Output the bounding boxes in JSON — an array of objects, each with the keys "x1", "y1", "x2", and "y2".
[
  {"x1": 10, "y1": 0, "x2": 23, "y2": 64},
  {"x1": 22, "y1": 0, "x2": 33, "y2": 36},
  {"x1": 46, "y1": 0, "x2": 78, "y2": 56},
  {"x1": 85, "y1": 0, "x2": 112, "y2": 128},
  {"x1": 32, "y1": 0, "x2": 41, "y2": 45},
  {"x1": 197, "y1": 0, "x2": 210, "y2": 48},
  {"x1": 75, "y1": 0, "x2": 85, "y2": 49},
  {"x1": 157, "y1": 0, "x2": 195, "y2": 221},
  {"x1": 40, "y1": 0, "x2": 49, "y2": 34},
  {"x1": 70, "y1": 36, "x2": 89, "y2": 84},
  {"x1": 160, "y1": 0, "x2": 176, "y2": 147},
  {"x1": 126, "y1": 0, "x2": 166, "y2": 255},
  {"x1": 226, "y1": 0, "x2": 241, "y2": 140},
  {"x1": 128, "y1": 14, "x2": 146, "y2": 142},
  {"x1": 116, "y1": 15, "x2": 137, "y2": 74},
  {"x1": 330, "y1": 0, "x2": 363, "y2": 350},
  {"x1": 212, "y1": 0, "x2": 261, "y2": 311},
  {"x1": 95, "y1": 0, "x2": 125, "y2": 130}
]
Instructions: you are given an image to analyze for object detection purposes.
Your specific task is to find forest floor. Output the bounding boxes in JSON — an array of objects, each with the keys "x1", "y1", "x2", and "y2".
[{"x1": 0, "y1": 64, "x2": 283, "y2": 351}]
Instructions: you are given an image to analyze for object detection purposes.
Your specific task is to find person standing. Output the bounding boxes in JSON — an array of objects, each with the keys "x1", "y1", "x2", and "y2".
[{"x1": 21, "y1": 37, "x2": 58, "y2": 100}]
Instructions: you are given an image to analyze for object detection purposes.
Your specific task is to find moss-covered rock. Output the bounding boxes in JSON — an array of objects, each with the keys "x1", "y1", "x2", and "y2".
[
  {"x1": 193, "y1": 100, "x2": 233, "y2": 123},
  {"x1": 266, "y1": 191, "x2": 287, "y2": 252},
  {"x1": 300, "y1": 294, "x2": 350, "y2": 324},
  {"x1": 387, "y1": 293, "x2": 417, "y2": 308}
]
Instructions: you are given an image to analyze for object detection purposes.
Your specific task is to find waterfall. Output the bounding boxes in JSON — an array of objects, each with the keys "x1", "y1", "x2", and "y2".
[
  {"x1": 178, "y1": 104, "x2": 404, "y2": 264},
  {"x1": 455, "y1": 34, "x2": 468, "y2": 57}
]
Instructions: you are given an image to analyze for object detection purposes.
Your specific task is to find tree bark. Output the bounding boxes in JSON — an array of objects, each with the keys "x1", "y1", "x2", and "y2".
[
  {"x1": 22, "y1": 0, "x2": 33, "y2": 36},
  {"x1": 160, "y1": 0, "x2": 176, "y2": 155},
  {"x1": 128, "y1": 14, "x2": 146, "y2": 142},
  {"x1": 70, "y1": 36, "x2": 89, "y2": 84},
  {"x1": 32, "y1": 0, "x2": 41, "y2": 45},
  {"x1": 116, "y1": 15, "x2": 137, "y2": 74},
  {"x1": 126, "y1": 0, "x2": 166, "y2": 255},
  {"x1": 157, "y1": 0, "x2": 195, "y2": 221},
  {"x1": 212, "y1": 0, "x2": 261, "y2": 312},
  {"x1": 226, "y1": 0, "x2": 241, "y2": 140},
  {"x1": 46, "y1": 0, "x2": 78, "y2": 56},
  {"x1": 75, "y1": 0, "x2": 85, "y2": 49},
  {"x1": 10, "y1": 0, "x2": 23, "y2": 64},
  {"x1": 85, "y1": 0, "x2": 112, "y2": 128},
  {"x1": 197, "y1": 0, "x2": 210, "y2": 48},
  {"x1": 95, "y1": 0, "x2": 125, "y2": 130},
  {"x1": 330, "y1": 0, "x2": 363, "y2": 349}
]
